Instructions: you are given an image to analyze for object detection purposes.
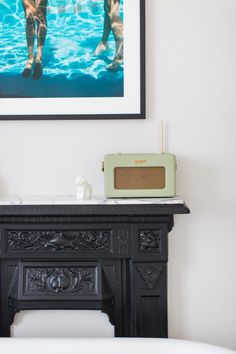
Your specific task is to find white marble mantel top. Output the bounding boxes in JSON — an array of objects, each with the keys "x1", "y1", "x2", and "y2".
[{"x1": 0, "y1": 195, "x2": 185, "y2": 206}]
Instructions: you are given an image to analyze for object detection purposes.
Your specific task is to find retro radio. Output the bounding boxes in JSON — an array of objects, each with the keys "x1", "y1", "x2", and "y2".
[
  {"x1": 103, "y1": 122, "x2": 177, "y2": 198},
  {"x1": 103, "y1": 153, "x2": 176, "y2": 198}
]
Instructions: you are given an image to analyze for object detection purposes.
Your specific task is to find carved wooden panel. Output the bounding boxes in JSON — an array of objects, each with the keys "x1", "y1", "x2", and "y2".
[
  {"x1": 24, "y1": 266, "x2": 96, "y2": 296},
  {"x1": 8, "y1": 266, "x2": 19, "y2": 297},
  {"x1": 7, "y1": 230, "x2": 112, "y2": 252},
  {"x1": 102, "y1": 265, "x2": 115, "y2": 290},
  {"x1": 8, "y1": 266, "x2": 20, "y2": 326},
  {"x1": 117, "y1": 229, "x2": 129, "y2": 255}
]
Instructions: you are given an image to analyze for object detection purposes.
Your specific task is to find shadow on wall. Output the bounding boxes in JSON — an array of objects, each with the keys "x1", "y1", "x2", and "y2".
[
  {"x1": 169, "y1": 155, "x2": 236, "y2": 347},
  {"x1": 176, "y1": 155, "x2": 227, "y2": 213}
]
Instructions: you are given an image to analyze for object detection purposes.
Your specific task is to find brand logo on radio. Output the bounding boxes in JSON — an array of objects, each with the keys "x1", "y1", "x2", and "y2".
[{"x1": 134, "y1": 159, "x2": 147, "y2": 164}]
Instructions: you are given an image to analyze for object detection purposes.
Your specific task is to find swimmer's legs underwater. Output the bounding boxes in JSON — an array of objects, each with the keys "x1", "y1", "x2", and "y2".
[{"x1": 22, "y1": 0, "x2": 47, "y2": 79}]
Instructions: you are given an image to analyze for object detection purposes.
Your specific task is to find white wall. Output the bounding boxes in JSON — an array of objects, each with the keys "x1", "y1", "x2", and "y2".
[{"x1": 0, "y1": 0, "x2": 236, "y2": 350}]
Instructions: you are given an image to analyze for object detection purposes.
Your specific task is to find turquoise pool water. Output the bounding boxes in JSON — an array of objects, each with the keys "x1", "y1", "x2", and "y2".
[{"x1": 0, "y1": 0, "x2": 123, "y2": 97}]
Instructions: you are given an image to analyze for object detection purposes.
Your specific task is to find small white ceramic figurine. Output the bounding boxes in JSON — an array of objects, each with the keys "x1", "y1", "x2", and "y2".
[{"x1": 75, "y1": 176, "x2": 93, "y2": 199}]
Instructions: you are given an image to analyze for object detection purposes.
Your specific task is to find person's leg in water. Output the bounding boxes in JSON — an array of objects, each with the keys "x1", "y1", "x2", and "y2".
[
  {"x1": 33, "y1": 0, "x2": 47, "y2": 79},
  {"x1": 22, "y1": 0, "x2": 47, "y2": 79},
  {"x1": 22, "y1": 0, "x2": 36, "y2": 77},
  {"x1": 95, "y1": 0, "x2": 123, "y2": 71}
]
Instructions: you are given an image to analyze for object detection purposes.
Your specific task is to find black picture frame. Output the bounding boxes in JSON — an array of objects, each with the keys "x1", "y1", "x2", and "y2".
[{"x1": 0, "y1": 0, "x2": 146, "y2": 120}]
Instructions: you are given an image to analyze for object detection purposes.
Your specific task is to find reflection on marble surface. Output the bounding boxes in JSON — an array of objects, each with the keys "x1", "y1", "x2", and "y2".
[{"x1": 0, "y1": 195, "x2": 185, "y2": 206}]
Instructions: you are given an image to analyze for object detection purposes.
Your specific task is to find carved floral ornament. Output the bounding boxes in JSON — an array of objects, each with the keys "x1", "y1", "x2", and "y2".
[{"x1": 7, "y1": 229, "x2": 112, "y2": 252}]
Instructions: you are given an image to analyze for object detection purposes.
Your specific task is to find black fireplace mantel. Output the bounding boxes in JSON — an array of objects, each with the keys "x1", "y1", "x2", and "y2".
[{"x1": 0, "y1": 200, "x2": 189, "y2": 337}]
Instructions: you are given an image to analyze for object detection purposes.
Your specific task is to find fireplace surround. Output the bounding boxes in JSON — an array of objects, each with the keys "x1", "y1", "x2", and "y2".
[{"x1": 0, "y1": 198, "x2": 189, "y2": 337}]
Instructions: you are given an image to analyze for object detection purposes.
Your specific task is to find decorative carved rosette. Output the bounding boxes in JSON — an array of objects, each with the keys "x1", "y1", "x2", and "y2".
[
  {"x1": 135, "y1": 264, "x2": 164, "y2": 290},
  {"x1": 138, "y1": 229, "x2": 161, "y2": 252}
]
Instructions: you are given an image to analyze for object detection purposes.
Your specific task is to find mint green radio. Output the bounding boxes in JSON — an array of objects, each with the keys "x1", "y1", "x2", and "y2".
[{"x1": 103, "y1": 153, "x2": 176, "y2": 198}]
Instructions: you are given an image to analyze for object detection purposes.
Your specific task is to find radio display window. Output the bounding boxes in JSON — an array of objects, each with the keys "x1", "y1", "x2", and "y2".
[{"x1": 114, "y1": 167, "x2": 166, "y2": 190}]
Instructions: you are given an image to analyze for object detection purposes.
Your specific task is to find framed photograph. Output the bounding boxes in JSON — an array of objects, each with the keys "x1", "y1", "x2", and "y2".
[{"x1": 0, "y1": 0, "x2": 145, "y2": 120}]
